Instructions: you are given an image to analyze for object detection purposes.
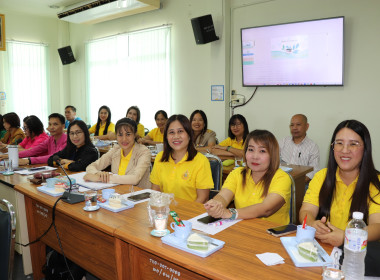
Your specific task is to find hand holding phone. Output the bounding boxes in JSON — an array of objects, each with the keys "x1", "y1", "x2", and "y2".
[{"x1": 267, "y1": 224, "x2": 297, "y2": 237}]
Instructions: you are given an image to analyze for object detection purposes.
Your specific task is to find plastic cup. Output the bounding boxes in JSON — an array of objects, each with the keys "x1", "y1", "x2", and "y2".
[
  {"x1": 156, "y1": 143, "x2": 164, "y2": 153},
  {"x1": 296, "y1": 225, "x2": 316, "y2": 243},
  {"x1": 170, "y1": 220, "x2": 192, "y2": 241},
  {"x1": 102, "y1": 188, "x2": 115, "y2": 200}
]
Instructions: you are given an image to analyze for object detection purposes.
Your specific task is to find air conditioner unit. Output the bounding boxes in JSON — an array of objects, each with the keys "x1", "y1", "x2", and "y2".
[{"x1": 57, "y1": 0, "x2": 160, "y2": 24}]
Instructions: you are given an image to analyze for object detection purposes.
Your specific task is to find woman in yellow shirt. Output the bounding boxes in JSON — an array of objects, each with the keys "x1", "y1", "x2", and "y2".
[
  {"x1": 211, "y1": 114, "x2": 248, "y2": 158},
  {"x1": 88, "y1": 105, "x2": 115, "y2": 140},
  {"x1": 84, "y1": 118, "x2": 151, "y2": 188},
  {"x1": 150, "y1": 114, "x2": 214, "y2": 203},
  {"x1": 138, "y1": 110, "x2": 168, "y2": 145},
  {"x1": 299, "y1": 120, "x2": 380, "y2": 276},
  {"x1": 205, "y1": 130, "x2": 291, "y2": 224},
  {"x1": 126, "y1": 106, "x2": 145, "y2": 138}
]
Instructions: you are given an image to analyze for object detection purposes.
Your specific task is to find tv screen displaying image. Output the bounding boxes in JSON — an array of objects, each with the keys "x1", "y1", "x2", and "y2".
[{"x1": 241, "y1": 16, "x2": 344, "y2": 86}]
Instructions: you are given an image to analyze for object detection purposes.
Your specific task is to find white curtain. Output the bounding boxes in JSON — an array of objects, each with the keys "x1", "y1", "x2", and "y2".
[
  {"x1": 4, "y1": 41, "x2": 49, "y2": 126},
  {"x1": 86, "y1": 26, "x2": 171, "y2": 130}
]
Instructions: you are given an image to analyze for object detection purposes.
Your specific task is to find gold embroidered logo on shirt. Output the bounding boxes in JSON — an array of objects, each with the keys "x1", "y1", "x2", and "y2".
[{"x1": 182, "y1": 170, "x2": 189, "y2": 180}]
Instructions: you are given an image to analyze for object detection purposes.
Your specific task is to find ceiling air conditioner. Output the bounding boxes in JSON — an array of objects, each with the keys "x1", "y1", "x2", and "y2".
[{"x1": 57, "y1": 0, "x2": 160, "y2": 24}]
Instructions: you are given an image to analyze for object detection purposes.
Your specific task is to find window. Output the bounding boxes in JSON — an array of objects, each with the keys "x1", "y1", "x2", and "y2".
[
  {"x1": 3, "y1": 41, "x2": 49, "y2": 125},
  {"x1": 86, "y1": 26, "x2": 171, "y2": 129}
]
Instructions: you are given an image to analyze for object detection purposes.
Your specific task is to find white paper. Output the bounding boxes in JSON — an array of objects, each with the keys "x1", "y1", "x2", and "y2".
[
  {"x1": 256, "y1": 253, "x2": 285, "y2": 266},
  {"x1": 14, "y1": 166, "x2": 57, "y2": 175},
  {"x1": 69, "y1": 172, "x2": 118, "y2": 190},
  {"x1": 189, "y1": 212, "x2": 241, "y2": 235}
]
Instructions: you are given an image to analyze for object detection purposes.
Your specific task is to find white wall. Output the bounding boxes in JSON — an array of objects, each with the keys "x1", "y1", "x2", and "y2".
[
  {"x1": 0, "y1": 11, "x2": 70, "y2": 120},
  {"x1": 230, "y1": 0, "x2": 380, "y2": 168},
  {"x1": 68, "y1": 0, "x2": 229, "y2": 138}
]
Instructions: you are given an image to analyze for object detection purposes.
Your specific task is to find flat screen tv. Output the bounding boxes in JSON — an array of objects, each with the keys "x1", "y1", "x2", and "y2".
[{"x1": 241, "y1": 16, "x2": 344, "y2": 86}]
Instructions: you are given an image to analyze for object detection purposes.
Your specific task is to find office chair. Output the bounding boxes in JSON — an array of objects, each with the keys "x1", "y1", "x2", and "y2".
[
  {"x1": 0, "y1": 199, "x2": 17, "y2": 280},
  {"x1": 144, "y1": 128, "x2": 149, "y2": 136},
  {"x1": 205, "y1": 154, "x2": 223, "y2": 199}
]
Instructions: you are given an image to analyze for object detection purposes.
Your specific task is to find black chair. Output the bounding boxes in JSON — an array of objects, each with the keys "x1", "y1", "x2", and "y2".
[
  {"x1": 205, "y1": 154, "x2": 223, "y2": 199},
  {"x1": 0, "y1": 199, "x2": 16, "y2": 280}
]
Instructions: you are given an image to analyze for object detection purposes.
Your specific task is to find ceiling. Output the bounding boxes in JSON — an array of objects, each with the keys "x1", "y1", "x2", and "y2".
[{"x1": 0, "y1": 0, "x2": 85, "y2": 18}]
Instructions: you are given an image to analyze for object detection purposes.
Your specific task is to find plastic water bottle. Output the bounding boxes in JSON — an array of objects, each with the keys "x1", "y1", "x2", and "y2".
[{"x1": 342, "y1": 211, "x2": 367, "y2": 280}]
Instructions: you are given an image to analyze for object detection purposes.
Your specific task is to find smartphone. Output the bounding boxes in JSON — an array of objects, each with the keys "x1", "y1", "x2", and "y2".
[
  {"x1": 267, "y1": 224, "x2": 297, "y2": 237},
  {"x1": 197, "y1": 215, "x2": 222, "y2": 225},
  {"x1": 127, "y1": 192, "x2": 151, "y2": 202}
]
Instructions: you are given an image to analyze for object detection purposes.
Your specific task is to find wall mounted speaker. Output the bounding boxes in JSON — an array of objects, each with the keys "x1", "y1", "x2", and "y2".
[
  {"x1": 191, "y1": 14, "x2": 219, "y2": 45},
  {"x1": 58, "y1": 46, "x2": 76, "y2": 65}
]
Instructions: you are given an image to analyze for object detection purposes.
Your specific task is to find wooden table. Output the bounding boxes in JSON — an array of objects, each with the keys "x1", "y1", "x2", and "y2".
[
  {"x1": 14, "y1": 174, "x2": 330, "y2": 280},
  {"x1": 222, "y1": 163, "x2": 312, "y2": 224}
]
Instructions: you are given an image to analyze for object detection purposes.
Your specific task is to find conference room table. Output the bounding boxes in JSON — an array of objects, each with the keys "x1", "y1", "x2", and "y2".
[{"x1": 9, "y1": 168, "x2": 331, "y2": 280}]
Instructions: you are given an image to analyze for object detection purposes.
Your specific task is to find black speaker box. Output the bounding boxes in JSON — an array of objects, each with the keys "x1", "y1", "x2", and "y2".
[
  {"x1": 58, "y1": 46, "x2": 76, "y2": 65},
  {"x1": 191, "y1": 14, "x2": 219, "y2": 45}
]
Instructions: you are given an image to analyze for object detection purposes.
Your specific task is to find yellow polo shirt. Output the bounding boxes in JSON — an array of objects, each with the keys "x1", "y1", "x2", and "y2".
[
  {"x1": 150, "y1": 152, "x2": 214, "y2": 202},
  {"x1": 89, "y1": 122, "x2": 115, "y2": 136},
  {"x1": 137, "y1": 123, "x2": 145, "y2": 138},
  {"x1": 219, "y1": 137, "x2": 244, "y2": 149},
  {"x1": 147, "y1": 127, "x2": 164, "y2": 142},
  {"x1": 118, "y1": 146, "x2": 134, "y2": 175},
  {"x1": 223, "y1": 167, "x2": 291, "y2": 225},
  {"x1": 303, "y1": 168, "x2": 380, "y2": 231}
]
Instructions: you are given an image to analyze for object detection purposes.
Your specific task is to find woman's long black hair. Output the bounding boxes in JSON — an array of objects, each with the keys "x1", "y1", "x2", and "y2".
[
  {"x1": 95, "y1": 105, "x2": 111, "y2": 136},
  {"x1": 318, "y1": 120, "x2": 380, "y2": 223}
]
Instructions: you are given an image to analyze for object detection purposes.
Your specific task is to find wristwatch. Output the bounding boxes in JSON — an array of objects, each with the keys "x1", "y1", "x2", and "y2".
[{"x1": 228, "y1": 208, "x2": 238, "y2": 220}]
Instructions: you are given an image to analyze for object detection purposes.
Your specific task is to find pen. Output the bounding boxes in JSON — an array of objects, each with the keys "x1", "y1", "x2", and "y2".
[
  {"x1": 298, "y1": 152, "x2": 301, "y2": 158},
  {"x1": 29, "y1": 167, "x2": 46, "y2": 171}
]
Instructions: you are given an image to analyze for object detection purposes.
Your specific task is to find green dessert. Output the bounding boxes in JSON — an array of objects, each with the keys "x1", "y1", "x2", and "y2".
[
  {"x1": 297, "y1": 241, "x2": 318, "y2": 262},
  {"x1": 187, "y1": 233, "x2": 209, "y2": 251}
]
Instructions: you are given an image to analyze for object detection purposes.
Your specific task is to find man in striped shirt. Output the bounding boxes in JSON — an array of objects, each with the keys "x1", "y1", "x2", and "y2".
[{"x1": 279, "y1": 114, "x2": 319, "y2": 184}]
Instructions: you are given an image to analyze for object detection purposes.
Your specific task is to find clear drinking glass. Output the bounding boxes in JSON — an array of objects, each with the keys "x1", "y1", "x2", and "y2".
[
  {"x1": 84, "y1": 190, "x2": 98, "y2": 210},
  {"x1": 322, "y1": 265, "x2": 344, "y2": 280}
]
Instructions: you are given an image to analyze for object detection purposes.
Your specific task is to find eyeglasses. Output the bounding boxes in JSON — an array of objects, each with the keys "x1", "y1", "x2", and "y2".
[
  {"x1": 231, "y1": 122, "x2": 242, "y2": 128},
  {"x1": 69, "y1": 131, "x2": 83, "y2": 137},
  {"x1": 331, "y1": 140, "x2": 363, "y2": 152}
]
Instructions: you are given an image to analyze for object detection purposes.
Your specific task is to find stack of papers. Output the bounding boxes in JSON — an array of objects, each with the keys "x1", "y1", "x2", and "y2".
[
  {"x1": 69, "y1": 172, "x2": 118, "y2": 190},
  {"x1": 189, "y1": 213, "x2": 241, "y2": 235},
  {"x1": 15, "y1": 166, "x2": 57, "y2": 175}
]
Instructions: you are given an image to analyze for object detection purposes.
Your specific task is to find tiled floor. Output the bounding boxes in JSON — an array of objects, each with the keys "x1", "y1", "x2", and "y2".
[{"x1": 13, "y1": 252, "x2": 33, "y2": 280}]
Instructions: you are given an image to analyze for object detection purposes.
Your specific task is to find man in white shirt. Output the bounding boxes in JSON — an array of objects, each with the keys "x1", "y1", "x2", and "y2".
[{"x1": 279, "y1": 114, "x2": 319, "y2": 184}]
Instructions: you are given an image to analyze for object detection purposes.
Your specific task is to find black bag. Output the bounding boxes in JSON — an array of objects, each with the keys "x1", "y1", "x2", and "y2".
[{"x1": 43, "y1": 250, "x2": 85, "y2": 280}]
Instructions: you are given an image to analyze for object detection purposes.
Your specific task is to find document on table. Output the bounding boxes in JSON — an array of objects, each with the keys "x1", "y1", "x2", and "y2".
[
  {"x1": 189, "y1": 213, "x2": 241, "y2": 235},
  {"x1": 15, "y1": 166, "x2": 57, "y2": 175},
  {"x1": 69, "y1": 172, "x2": 118, "y2": 190}
]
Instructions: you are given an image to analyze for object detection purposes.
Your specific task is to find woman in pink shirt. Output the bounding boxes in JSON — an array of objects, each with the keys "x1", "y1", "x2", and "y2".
[{"x1": 19, "y1": 115, "x2": 49, "y2": 150}]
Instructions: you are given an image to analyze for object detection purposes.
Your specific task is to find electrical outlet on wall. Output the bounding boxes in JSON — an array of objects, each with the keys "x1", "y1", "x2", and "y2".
[{"x1": 231, "y1": 96, "x2": 245, "y2": 106}]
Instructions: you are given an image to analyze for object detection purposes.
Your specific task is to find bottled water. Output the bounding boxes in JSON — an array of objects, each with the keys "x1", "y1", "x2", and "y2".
[{"x1": 342, "y1": 211, "x2": 368, "y2": 280}]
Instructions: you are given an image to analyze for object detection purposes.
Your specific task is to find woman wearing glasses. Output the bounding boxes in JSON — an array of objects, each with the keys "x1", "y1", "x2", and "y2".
[
  {"x1": 211, "y1": 114, "x2": 249, "y2": 158},
  {"x1": 299, "y1": 120, "x2": 380, "y2": 276},
  {"x1": 48, "y1": 120, "x2": 98, "y2": 171}
]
